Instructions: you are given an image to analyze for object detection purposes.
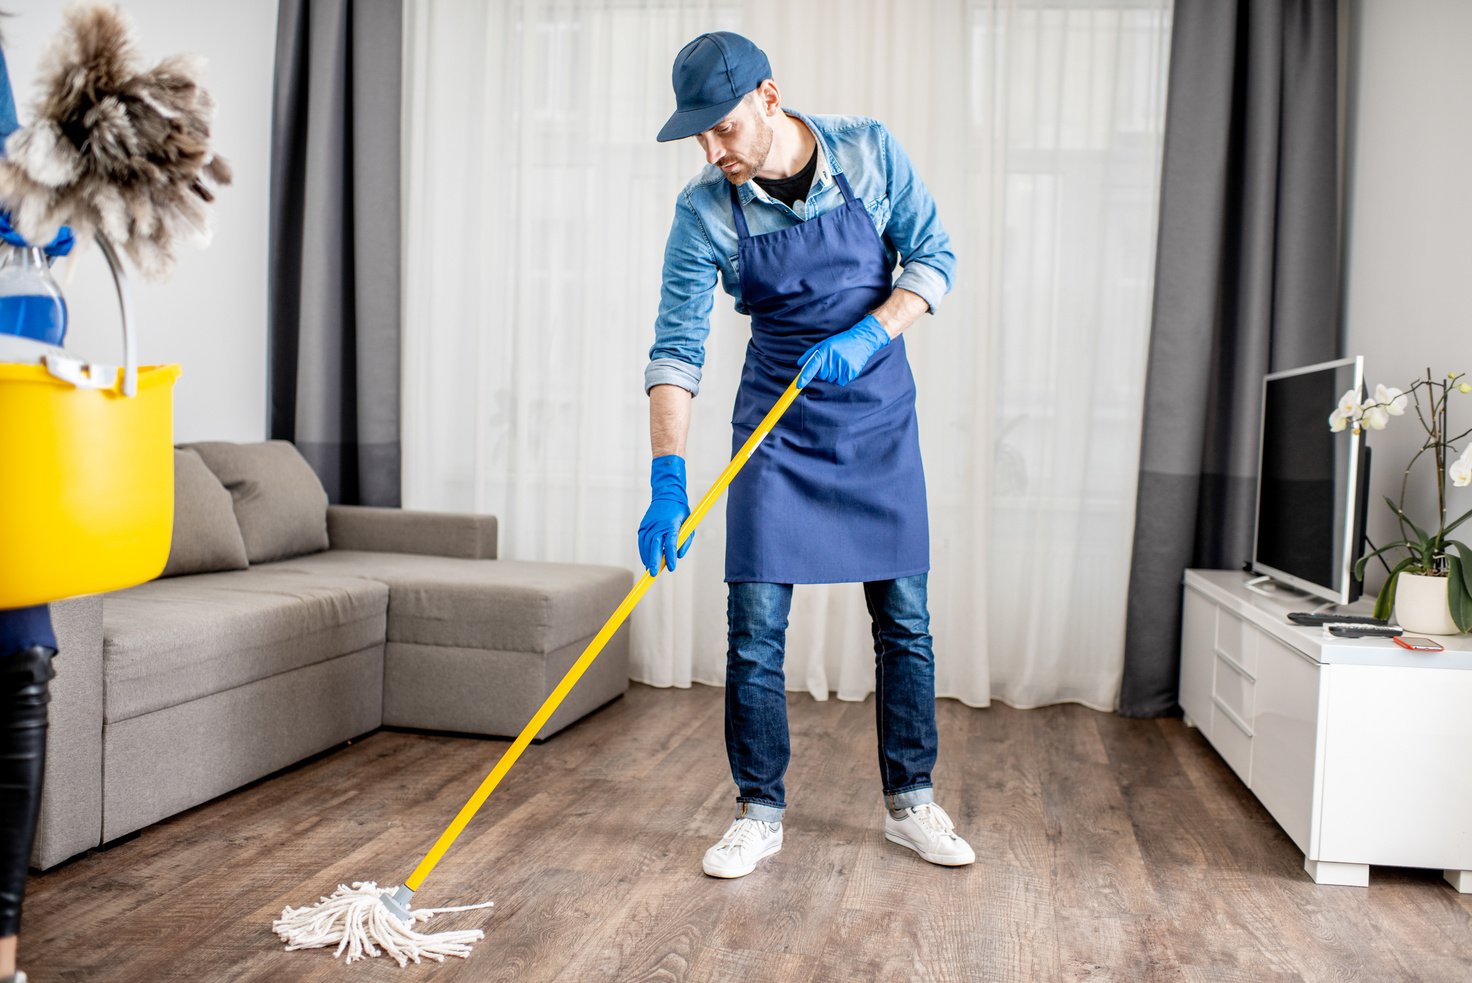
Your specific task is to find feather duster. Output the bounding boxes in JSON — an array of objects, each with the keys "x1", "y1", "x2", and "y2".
[{"x1": 0, "y1": 2, "x2": 231, "y2": 279}]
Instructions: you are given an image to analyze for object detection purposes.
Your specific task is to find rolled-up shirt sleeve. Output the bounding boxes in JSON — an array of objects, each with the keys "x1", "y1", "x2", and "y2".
[
  {"x1": 645, "y1": 192, "x2": 718, "y2": 396},
  {"x1": 882, "y1": 125, "x2": 956, "y2": 314}
]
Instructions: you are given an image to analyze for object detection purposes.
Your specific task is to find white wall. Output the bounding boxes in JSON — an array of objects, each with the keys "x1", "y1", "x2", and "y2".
[
  {"x1": 1342, "y1": 0, "x2": 1472, "y2": 590},
  {"x1": 6, "y1": 0, "x2": 276, "y2": 442}
]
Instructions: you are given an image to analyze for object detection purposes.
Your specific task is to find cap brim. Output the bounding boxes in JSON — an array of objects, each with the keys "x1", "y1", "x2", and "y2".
[{"x1": 656, "y1": 93, "x2": 746, "y2": 143}]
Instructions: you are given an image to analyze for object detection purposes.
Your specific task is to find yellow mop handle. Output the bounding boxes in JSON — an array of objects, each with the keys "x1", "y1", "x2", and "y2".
[{"x1": 403, "y1": 378, "x2": 803, "y2": 893}]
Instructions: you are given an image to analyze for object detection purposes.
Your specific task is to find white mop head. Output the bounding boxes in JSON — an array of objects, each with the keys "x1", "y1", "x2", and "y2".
[{"x1": 273, "y1": 881, "x2": 494, "y2": 967}]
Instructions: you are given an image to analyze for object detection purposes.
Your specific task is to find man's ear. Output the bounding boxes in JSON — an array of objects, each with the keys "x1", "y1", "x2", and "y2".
[{"x1": 754, "y1": 80, "x2": 781, "y2": 116}]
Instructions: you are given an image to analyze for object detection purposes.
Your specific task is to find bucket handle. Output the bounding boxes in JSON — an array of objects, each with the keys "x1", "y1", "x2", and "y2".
[
  {"x1": 97, "y1": 233, "x2": 138, "y2": 397},
  {"x1": 38, "y1": 231, "x2": 138, "y2": 397}
]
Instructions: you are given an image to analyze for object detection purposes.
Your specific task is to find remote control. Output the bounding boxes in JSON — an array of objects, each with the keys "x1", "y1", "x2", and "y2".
[
  {"x1": 1287, "y1": 611, "x2": 1387, "y2": 627},
  {"x1": 1325, "y1": 624, "x2": 1403, "y2": 638}
]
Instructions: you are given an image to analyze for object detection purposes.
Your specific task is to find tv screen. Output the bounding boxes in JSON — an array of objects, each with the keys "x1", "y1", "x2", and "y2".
[{"x1": 1252, "y1": 357, "x2": 1369, "y2": 605}]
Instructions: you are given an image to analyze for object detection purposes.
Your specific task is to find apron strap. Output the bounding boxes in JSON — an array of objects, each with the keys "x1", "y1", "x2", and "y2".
[
  {"x1": 833, "y1": 170, "x2": 859, "y2": 205},
  {"x1": 728, "y1": 182, "x2": 752, "y2": 240}
]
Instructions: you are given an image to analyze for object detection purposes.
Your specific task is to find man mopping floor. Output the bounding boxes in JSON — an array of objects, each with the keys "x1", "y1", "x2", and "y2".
[{"x1": 639, "y1": 32, "x2": 975, "y2": 879}]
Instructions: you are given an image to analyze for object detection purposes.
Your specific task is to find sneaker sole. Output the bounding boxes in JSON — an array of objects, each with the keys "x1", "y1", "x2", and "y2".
[
  {"x1": 702, "y1": 840, "x2": 782, "y2": 878},
  {"x1": 884, "y1": 830, "x2": 975, "y2": 866}
]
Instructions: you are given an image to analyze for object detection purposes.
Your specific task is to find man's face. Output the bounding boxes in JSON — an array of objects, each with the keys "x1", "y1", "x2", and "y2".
[{"x1": 695, "y1": 97, "x2": 773, "y2": 185}]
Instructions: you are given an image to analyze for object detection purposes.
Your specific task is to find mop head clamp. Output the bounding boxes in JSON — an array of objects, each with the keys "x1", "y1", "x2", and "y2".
[
  {"x1": 272, "y1": 881, "x2": 494, "y2": 966},
  {"x1": 381, "y1": 883, "x2": 415, "y2": 922}
]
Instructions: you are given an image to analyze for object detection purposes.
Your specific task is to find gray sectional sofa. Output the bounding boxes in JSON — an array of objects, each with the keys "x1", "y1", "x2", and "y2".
[{"x1": 31, "y1": 440, "x2": 632, "y2": 870}]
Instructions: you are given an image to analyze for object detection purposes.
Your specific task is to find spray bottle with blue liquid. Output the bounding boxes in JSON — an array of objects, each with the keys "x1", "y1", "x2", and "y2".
[{"x1": 0, "y1": 242, "x2": 67, "y2": 345}]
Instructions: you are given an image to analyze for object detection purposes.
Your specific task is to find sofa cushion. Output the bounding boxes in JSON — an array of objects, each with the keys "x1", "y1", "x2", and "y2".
[
  {"x1": 161, "y1": 448, "x2": 250, "y2": 578},
  {"x1": 102, "y1": 567, "x2": 387, "y2": 724},
  {"x1": 263, "y1": 551, "x2": 631, "y2": 654},
  {"x1": 184, "y1": 440, "x2": 330, "y2": 563}
]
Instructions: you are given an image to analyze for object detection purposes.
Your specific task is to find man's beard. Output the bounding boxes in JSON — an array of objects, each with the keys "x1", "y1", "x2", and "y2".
[{"x1": 718, "y1": 114, "x2": 773, "y2": 186}]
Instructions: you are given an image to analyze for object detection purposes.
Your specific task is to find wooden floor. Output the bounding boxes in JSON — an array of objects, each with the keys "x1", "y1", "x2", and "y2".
[{"x1": 21, "y1": 682, "x2": 1472, "y2": 982}]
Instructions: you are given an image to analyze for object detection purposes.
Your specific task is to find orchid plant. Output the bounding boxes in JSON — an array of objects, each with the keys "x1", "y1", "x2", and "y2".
[{"x1": 1330, "y1": 370, "x2": 1472, "y2": 630}]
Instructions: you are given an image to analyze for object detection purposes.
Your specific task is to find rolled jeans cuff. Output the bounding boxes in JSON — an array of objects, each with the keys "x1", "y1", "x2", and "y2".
[
  {"x1": 894, "y1": 262, "x2": 948, "y2": 314},
  {"x1": 735, "y1": 799, "x2": 785, "y2": 823},
  {"x1": 885, "y1": 785, "x2": 934, "y2": 812},
  {"x1": 644, "y1": 358, "x2": 702, "y2": 397}
]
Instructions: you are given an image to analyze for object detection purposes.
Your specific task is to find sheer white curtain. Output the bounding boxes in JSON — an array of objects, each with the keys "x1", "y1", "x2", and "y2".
[{"x1": 401, "y1": 0, "x2": 1171, "y2": 711}]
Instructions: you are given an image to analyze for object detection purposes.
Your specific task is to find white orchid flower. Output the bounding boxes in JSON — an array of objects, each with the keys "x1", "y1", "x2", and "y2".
[
  {"x1": 1338, "y1": 388, "x2": 1363, "y2": 415},
  {"x1": 1451, "y1": 446, "x2": 1472, "y2": 488},
  {"x1": 1364, "y1": 404, "x2": 1391, "y2": 430},
  {"x1": 1374, "y1": 384, "x2": 1408, "y2": 416},
  {"x1": 1359, "y1": 384, "x2": 1407, "y2": 430},
  {"x1": 1328, "y1": 388, "x2": 1363, "y2": 431}
]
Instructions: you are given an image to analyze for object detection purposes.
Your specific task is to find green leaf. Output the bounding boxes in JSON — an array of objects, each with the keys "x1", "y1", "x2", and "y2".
[
  {"x1": 1447, "y1": 539, "x2": 1472, "y2": 598},
  {"x1": 1374, "y1": 557, "x2": 1420, "y2": 622},
  {"x1": 1373, "y1": 579, "x2": 1396, "y2": 622},
  {"x1": 1353, "y1": 540, "x2": 1412, "y2": 580},
  {"x1": 1448, "y1": 557, "x2": 1472, "y2": 633},
  {"x1": 1443, "y1": 505, "x2": 1472, "y2": 539},
  {"x1": 1385, "y1": 496, "x2": 1430, "y2": 543}
]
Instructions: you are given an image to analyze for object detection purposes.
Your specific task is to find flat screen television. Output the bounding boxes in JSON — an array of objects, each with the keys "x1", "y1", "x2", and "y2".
[{"x1": 1251, "y1": 356, "x2": 1371, "y2": 605}]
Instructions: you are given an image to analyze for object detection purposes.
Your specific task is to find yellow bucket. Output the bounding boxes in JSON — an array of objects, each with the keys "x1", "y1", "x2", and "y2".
[
  {"x1": 1, "y1": 232, "x2": 180, "y2": 608},
  {"x1": 0, "y1": 360, "x2": 180, "y2": 608}
]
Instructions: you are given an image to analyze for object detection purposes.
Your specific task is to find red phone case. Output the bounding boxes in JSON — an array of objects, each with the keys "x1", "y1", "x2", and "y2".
[{"x1": 1392, "y1": 635, "x2": 1444, "y2": 652}]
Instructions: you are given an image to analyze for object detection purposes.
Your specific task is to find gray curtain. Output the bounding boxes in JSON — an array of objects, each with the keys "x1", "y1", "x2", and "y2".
[
  {"x1": 1118, "y1": 0, "x2": 1341, "y2": 717},
  {"x1": 269, "y1": 0, "x2": 402, "y2": 506}
]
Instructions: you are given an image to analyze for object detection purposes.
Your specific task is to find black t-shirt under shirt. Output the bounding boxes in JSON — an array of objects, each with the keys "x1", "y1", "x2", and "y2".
[{"x1": 753, "y1": 145, "x2": 818, "y2": 209}]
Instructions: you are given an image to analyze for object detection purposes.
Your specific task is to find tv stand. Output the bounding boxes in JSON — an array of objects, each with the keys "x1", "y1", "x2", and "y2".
[
  {"x1": 1241, "y1": 574, "x2": 1278, "y2": 597},
  {"x1": 1241, "y1": 575, "x2": 1335, "y2": 613},
  {"x1": 1179, "y1": 569, "x2": 1472, "y2": 892}
]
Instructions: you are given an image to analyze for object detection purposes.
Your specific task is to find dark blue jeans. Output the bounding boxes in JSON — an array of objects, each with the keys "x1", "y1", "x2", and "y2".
[{"x1": 725, "y1": 574, "x2": 938, "y2": 822}]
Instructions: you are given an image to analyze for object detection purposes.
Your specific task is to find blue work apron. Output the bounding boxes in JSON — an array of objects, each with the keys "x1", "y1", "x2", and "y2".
[{"x1": 725, "y1": 170, "x2": 929, "y2": 584}]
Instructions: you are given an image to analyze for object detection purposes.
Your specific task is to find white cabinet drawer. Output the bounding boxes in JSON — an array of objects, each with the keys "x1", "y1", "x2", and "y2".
[
  {"x1": 1215, "y1": 608, "x2": 1257, "y2": 678},
  {"x1": 1213, "y1": 651, "x2": 1256, "y2": 729},
  {"x1": 1210, "y1": 700, "x2": 1253, "y2": 786}
]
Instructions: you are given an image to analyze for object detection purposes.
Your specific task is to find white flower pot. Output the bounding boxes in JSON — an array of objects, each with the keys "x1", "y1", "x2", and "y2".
[{"x1": 1394, "y1": 572, "x2": 1461, "y2": 635}]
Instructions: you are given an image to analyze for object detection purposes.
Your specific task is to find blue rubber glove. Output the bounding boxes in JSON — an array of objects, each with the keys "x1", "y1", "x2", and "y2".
[
  {"x1": 638, "y1": 454, "x2": 693, "y2": 576},
  {"x1": 0, "y1": 210, "x2": 74, "y2": 257},
  {"x1": 796, "y1": 314, "x2": 892, "y2": 388}
]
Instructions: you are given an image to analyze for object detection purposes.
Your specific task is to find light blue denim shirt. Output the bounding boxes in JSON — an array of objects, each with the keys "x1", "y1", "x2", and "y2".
[{"x1": 645, "y1": 109, "x2": 956, "y2": 396}]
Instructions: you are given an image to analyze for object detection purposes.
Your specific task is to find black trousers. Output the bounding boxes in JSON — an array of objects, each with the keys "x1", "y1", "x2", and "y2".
[{"x1": 0, "y1": 606, "x2": 56, "y2": 938}]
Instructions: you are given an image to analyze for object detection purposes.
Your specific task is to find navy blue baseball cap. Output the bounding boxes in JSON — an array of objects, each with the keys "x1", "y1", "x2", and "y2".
[{"x1": 656, "y1": 32, "x2": 772, "y2": 143}]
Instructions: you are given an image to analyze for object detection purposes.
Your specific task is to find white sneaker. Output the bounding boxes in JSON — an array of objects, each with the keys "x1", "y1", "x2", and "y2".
[
  {"x1": 702, "y1": 817, "x2": 783, "y2": 878},
  {"x1": 884, "y1": 802, "x2": 975, "y2": 866}
]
